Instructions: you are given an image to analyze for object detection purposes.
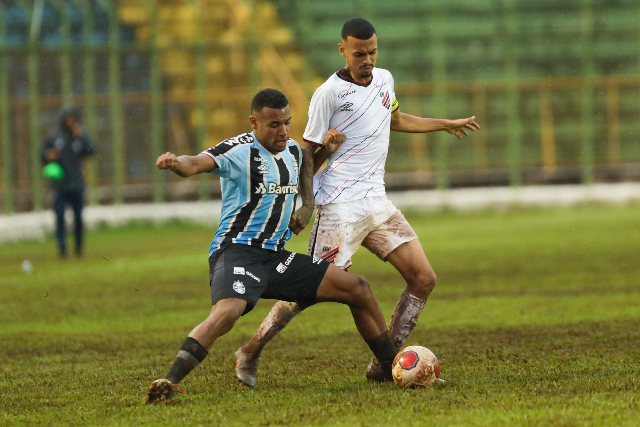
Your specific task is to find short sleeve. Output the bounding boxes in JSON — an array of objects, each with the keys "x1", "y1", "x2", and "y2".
[
  {"x1": 303, "y1": 84, "x2": 336, "y2": 147},
  {"x1": 202, "y1": 135, "x2": 252, "y2": 180}
]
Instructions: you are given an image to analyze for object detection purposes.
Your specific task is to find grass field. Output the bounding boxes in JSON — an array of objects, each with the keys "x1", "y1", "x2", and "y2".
[{"x1": 1, "y1": 204, "x2": 639, "y2": 426}]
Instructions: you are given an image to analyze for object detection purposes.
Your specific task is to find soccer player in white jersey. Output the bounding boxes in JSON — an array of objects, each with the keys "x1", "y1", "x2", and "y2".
[{"x1": 235, "y1": 18, "x2": 480, "y2": 384}]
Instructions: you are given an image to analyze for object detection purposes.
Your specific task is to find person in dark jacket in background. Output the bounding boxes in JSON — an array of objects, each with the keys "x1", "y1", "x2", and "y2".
[{"x1": 41, "y1": 105, "x2": 94, "y2": 258}]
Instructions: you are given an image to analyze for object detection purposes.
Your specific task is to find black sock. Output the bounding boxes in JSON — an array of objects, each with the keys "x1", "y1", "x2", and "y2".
[
  {"x1": 365, "y1": 330, "x2": 397, "y2": 377},
  {"x1": 165, "y1": 337, "x2": 208, "y2": 384}
]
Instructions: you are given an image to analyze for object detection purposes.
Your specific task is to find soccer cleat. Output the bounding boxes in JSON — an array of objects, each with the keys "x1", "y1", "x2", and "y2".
[
  {"x1": 235, "y1": 347, "x2": 259, "y2": 388},
  {"x1": 145, "y1": 378, "x2": 177, "y2": 404},
  {"x1": 365, "y1": 358, "x2": 394, "y2": 383}
]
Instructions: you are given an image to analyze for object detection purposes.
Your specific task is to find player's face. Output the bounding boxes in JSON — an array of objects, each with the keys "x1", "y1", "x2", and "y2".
[
  {"x1": 339, "y1": 34, "x2": 378, "y2": 83},
  {"x1": 250, "y1": 105, "x2": 291, "y2": 154}
]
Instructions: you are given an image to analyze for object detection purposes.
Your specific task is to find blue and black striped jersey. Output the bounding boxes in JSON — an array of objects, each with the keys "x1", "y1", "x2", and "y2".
[{"x1": 202, "y1": 132, "x2": 302, "y2": 257}]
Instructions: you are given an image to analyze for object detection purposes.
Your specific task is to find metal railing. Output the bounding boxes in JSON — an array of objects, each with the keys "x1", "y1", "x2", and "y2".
[{"x1": 1, "y1": 0, "x2": 639, "y2": 213}]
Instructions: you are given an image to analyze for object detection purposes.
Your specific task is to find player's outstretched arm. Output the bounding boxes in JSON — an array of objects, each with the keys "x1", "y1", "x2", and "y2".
[
  {"x1": 390, "y1": 109, "x2": 480, "y2": 138},
  {"x1": 156, "y1": 152, "x2": 217, "y2": 177}
]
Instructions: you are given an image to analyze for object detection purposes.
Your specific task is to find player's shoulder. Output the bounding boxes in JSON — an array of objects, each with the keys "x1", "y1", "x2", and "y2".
[
  {"x1": 374, "y1": 67, "x2": 394, "y2": 82},
  {"x1": 315, "y1": 72, "x2": 349, "y2": 95},
  {"x1": 283, "y1": 138, "x2": 302, "y2": 161},
  {"x1": 285, "y1": 138, "x2": 302, "y2": 154},
  {"x1": 205, "y1": 132, "x2": 255, "y2": 157},
  {"x1": 286, "y1": 137, "x2": 301, "y2": 148},
  {"x1": 310, "y1": 72, "x2": 352, "y2": 108}
]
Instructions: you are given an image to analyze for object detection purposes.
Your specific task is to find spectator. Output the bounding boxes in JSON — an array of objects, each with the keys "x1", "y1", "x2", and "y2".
[{"x1": 41, "y1": 105, "x2": 94, "y2": 258}]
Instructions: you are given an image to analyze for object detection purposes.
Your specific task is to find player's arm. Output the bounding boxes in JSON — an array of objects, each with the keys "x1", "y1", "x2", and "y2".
[
  {"x1": 390, "y1": 108, "x2": 480, "y2": 139},
  {"x1": 156, "y1": 152, "x2": 217, "y2": 177},
  {"x1": 289, "y1": 143, "x2": 315, "y2": 235},
  {"x1": 312, "y1": 129, "x2": 346, "y2": 174},
  {"x1": 289, "y1": 130, "x2": 345, "y2": 234}
]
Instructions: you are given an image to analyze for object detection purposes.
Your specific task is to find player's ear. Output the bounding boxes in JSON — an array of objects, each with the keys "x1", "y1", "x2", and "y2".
[
  {"x1": 338, "y1": 42, "x2": 346, "y2": 58},
  {"x1": 249, "y1": 115, "x2": 258, "y2": 130}
]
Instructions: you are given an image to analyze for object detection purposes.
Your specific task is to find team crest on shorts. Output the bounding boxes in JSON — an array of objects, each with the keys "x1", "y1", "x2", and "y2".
[
  {"x1": 232, "y1": 280, "x2": 245, "y2": 294},
  {"x1": 321, "y1": 246, "x2": 340, "y2": 263}
]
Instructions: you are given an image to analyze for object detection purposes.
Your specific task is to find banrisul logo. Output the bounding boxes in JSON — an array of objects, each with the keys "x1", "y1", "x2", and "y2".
[{"x1": 255, "y1": 183, "x2": 298, "y2": 195}]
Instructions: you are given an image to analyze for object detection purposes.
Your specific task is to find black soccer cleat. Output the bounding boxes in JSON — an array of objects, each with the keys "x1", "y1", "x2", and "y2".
[{"x1": 365, "y1": 358, "x2": 394, "y2": 383}]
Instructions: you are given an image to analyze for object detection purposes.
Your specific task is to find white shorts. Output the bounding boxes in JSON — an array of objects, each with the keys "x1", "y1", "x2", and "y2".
[{"x1": 308, "y1": 195, "x2": 419, "y2": 270}]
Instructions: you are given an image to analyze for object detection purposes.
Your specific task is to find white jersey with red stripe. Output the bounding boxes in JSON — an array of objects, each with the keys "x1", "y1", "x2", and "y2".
[{"x1": 303, "y1": 67, "x2": 399, "y2": 206}]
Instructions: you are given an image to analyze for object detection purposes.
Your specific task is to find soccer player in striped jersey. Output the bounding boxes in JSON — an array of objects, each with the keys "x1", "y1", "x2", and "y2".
[
  {"x1": 236, "y1": 18, "x2": 480, "y2": 384},
  {"x1": 145, "y1": 89, "x2": 398, "y2": 404}
]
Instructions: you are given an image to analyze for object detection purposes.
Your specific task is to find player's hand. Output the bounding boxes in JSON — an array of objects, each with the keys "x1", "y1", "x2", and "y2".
[
  {"x1": 445, "y1": 116, "x2": 480, "y2": 139},
  {"x1": 156, "y1": 152, "x2": 180, "y2": 171},
  {"x1": 289, "y1": 204, "x2": 314, "y2": 235},
  {"x1": 323, "y1": 129, "x2": 346, "y2": 153}
]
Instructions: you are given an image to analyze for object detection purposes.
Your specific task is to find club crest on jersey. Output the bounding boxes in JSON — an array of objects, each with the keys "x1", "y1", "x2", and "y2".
[
  {"x1": 255, "y1": 182, "x2": 299, "y2": 195},
  {"x1": 232, "y1": 280, "x2": 245, "y2": 294},
  {"x1": 292, "y1": 159, "x2": 299, "y2": 173},
  {"x1": 381, "y1": 90, "x2": 391, "y2": 110}
]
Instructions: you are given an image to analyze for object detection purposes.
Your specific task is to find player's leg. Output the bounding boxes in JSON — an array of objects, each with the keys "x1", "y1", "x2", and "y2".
[
  {"x1": 384, "y1": 239, "x2": 437, "y2": 348},
  {"x1": 53, "y1": 190, "x2": 68, "y2": 258},
  {"x1": 315, "y1": 265, "x2": 397, "y2": 379},
  {"x1": 146, "y1": 298, "x2": 246, "y2": 404},
  {"x1": 235, "y1": 203, "x2": 368, "y2": 385},
  {"x1": 260, "y1": 252, "x2": 396, "y2": 381},
  {"x1": 147, "y1": 245, "x2": 268, "y2": 403},
  {"x1": 361, "y1": 201, "x2": 435, "y2": 381},
  {"x1": 167, "y1": 298, "x2": 246, "y2": 383},
  {"x1": 235, "y1": 300, "x2": 306, "y2": 386}
]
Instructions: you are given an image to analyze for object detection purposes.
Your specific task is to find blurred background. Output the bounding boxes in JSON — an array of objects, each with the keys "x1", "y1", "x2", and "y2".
[{"x1": 1, "y1": 0, "x2": 640, "y2": 213}]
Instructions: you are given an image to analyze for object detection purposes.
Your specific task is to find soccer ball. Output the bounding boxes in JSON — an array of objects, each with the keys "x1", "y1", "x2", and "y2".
[{"x1": 392, "y1": 346, "x2": 443, "y2": 388}]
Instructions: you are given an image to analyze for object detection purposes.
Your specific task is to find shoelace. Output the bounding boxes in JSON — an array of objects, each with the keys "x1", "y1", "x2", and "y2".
[{"x1": 173, "y1": 384, "x2": 187, "y2": 395}]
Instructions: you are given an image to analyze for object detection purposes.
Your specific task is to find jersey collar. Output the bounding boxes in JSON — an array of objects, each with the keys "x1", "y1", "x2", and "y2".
[
  {"x1": 336, "y1": 67, "x2": 373, "y2": 87},
  {"x1": 251, "y1": 131, "x2": 284, "y2": 160}
]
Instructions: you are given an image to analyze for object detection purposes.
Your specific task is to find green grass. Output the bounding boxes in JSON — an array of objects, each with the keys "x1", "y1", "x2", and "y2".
[{"x1": 1, "y1": 205, "x2": 639, "y2": 426}]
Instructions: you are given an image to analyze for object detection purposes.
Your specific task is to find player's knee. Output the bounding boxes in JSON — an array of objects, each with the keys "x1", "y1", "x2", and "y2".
[
  {"x1": 407, "y1": 268, "x2": 437, "y2": 295},
  {"x1": 348, "y1": 274, "x2": 374, "y2": 305},
  {"x1": 208, "y1": 306, "x2": 241, "y2": 335}
]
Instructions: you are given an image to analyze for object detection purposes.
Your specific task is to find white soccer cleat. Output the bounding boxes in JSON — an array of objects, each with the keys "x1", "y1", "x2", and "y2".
[
  {"x1": 235, "y1": 347, "x2": 259, "y2": 387},
  {"x1": 145, "y1": 378, "x2": 177, "y2": 404}
]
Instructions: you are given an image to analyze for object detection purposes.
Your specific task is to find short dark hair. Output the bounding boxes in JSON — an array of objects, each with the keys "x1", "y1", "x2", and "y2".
[
  {"x1": 251, "y1": 89, "x2": 289, "y2": 113},
  {"x1": 341, "y1": 17, "x2": 376, "y2": 41}
]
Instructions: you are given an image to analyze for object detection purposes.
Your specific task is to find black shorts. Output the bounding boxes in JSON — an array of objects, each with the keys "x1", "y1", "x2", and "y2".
[{"x1": 208, "y1": 244, "x2": 331, "y2": 315}]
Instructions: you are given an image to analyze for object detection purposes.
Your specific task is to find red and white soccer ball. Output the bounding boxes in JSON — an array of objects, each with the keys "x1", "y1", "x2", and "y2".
[{"x1": 392, "y1": 346, "x2": 443, "y2": 388}]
